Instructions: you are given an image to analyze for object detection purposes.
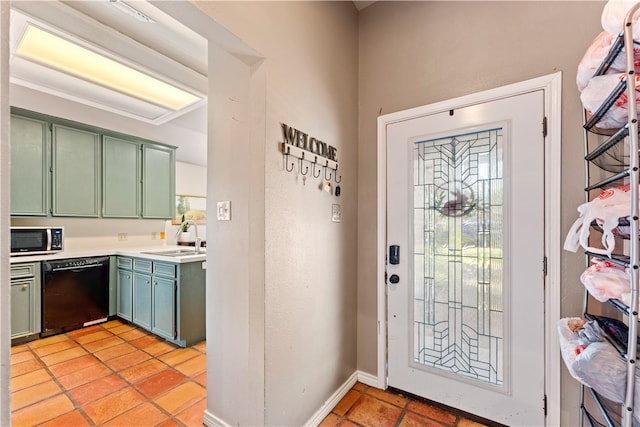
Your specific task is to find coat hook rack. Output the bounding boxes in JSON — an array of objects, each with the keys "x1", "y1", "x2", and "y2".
[{"x1": 280, "y1": 142, "x2": 339, "y2": 185}]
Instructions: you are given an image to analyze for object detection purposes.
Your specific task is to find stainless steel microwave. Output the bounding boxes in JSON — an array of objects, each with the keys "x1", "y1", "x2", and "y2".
[{"x1": 10, "y1": 226, "x2": 63, "y2": 256}]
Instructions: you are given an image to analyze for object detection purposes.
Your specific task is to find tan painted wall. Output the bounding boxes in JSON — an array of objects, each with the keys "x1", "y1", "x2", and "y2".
[
  {"x1": 0, "y1": 2, "x2": 11, "y2": 424},
  {"x1": 196, "y1": 1, "x2": 359, "y2": 425},
  {"x1": 357, "y1": 1, "x2": 603, "y2": 425}
]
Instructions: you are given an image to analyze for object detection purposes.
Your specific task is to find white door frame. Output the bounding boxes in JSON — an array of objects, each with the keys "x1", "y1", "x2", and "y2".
[{"x1": 376, "y1": 72, "x2": 562, "y2": 426}]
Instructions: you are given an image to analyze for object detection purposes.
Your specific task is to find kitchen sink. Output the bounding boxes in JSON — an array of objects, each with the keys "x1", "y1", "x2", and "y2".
[{"x1": 141, "y1": 249, "x2": 204, "y2": 257}]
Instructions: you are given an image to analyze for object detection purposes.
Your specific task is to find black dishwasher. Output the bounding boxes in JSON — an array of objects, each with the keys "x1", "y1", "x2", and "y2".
[{"x1": 41, "y1": 256, "x2": 110, "y2": 337}]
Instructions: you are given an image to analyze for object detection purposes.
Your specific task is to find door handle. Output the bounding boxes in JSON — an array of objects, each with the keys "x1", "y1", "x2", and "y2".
[{"x1": 389, "y1": 274, "x2": 400, "y2": 284}]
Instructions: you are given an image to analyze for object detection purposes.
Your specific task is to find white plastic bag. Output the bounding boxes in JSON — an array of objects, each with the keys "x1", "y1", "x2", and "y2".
[
  {"x1": 602, "y1": 0, "x2": 640, "y2": 41},
  {"x1": 581, "y1": 73, "x2": 640, "y2": 130},
  {"x1": 573, "y1": 341, "x2": 629, "y2": 403},
  {"x1": 564, "y1": 185, "x2": 632, "y2": 256},
  {"x1": 558, "y1": 317, "x2": 640, "y2": 421},
  {"x1": 557, "y1": 318, "x2": 588, "y2": 381},
  {"x1": 580, "y1": 258, "x2": 630, "y2": 302},
  {"x1": 578, "y1": 31, "x2": 629, "y2": 92}
]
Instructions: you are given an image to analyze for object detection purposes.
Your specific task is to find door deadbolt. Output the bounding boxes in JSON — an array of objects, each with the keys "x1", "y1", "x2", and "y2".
[{"x1": 389, "y1": 245, "x2": 400, "y2": 265}]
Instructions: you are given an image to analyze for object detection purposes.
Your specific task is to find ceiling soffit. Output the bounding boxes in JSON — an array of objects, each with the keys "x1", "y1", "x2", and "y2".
[{"x1": 10, "y1": 1, "x2": 207, "y2": 125}]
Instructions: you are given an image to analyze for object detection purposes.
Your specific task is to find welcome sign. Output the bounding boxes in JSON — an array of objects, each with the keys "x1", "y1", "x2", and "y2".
[{"x1": 280, "y1": 123, "x2": 339, "y2": 170}]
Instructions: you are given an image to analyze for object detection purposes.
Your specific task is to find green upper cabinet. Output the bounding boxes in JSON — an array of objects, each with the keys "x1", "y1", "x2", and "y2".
[
  {"x1": 10, "y1": 115, "x2": 49, "y2": 216},
  {"x1": 142, "y1": 143, "x2": 175, "y2": 219},
  {"x1": 10, "y1": 109, "x2": 176, "y2": 219},
  {"x1": 52, "y1": 124, "x2": 101, "y2": 217},
  {"x1": 103, "y1": 136, "x2": 140, "y2": 218}
]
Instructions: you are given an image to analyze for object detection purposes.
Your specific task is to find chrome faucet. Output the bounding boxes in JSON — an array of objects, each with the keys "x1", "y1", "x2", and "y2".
[{"x1": 177, "y1": 219, "x2": 201, "y2": 253}]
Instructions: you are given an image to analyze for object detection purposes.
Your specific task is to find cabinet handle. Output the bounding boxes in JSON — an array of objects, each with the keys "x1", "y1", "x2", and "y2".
[{"x1": 22, "y1": 284, "x2": 28, "y2": 290}]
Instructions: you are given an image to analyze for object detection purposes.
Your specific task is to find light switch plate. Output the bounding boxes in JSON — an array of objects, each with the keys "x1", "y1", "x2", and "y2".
[
  {"x1": 331, "y1": 204, "x2": 341, "y2": 223},
  {"x1": 217, "y1": 201, "x2": 231, "y2": 221}
]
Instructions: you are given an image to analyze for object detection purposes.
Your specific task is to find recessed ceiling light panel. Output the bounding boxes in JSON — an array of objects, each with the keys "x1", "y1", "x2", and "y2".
[{"x1": 15, "y1": 23, "x2": 202, "y2": 112}]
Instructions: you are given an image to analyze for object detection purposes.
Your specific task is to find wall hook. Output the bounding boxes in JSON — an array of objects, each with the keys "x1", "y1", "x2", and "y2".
[
  {"x1": 285, "y1": 154, "x2": 295, "y2": 172},
  {"x1": 299, "y1": 157, "x2": 309, "y2": 175},
  {"x1": 324, "y1": 164, "x2": 333, "y2": 181},
  {"x1": 312, "y1": 161, "x2": 322, "y2": 178},
  {"x1": 335, "y1": 173, "x2": 342, "y2": 184}
]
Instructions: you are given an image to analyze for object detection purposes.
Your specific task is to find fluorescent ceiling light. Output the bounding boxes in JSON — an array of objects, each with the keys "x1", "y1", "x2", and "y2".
[
  {"x1": 15, "y1": 24, "x2": 201, "y2": 111},
  {"x1": 109, "y1": 0, "x2": 155, "y2": 24}
]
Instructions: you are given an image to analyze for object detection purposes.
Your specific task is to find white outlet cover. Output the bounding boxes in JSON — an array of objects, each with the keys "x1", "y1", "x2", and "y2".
[
  {"x1": 217, "y1": 201, "x2": 231, "y2": 221},
  {"x1": 331, "y1": 204, "x2": 341, "y2": 223}
]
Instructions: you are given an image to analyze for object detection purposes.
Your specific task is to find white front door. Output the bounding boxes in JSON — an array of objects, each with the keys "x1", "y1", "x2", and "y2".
[{"x1": 386, "y1": 90, "x2": 545, "y2": 426}]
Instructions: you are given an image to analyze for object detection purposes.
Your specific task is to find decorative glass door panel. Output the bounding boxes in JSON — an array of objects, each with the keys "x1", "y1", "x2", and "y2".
[{"x1": 412, "y1": 127, "x2": 504, "y2": 388}]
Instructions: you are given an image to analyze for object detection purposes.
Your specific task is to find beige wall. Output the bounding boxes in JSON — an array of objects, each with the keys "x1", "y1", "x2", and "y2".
[
  {"x1": 357, "y1": 1, "x2": 603, "y2": 425},
  {"x1": 196, "y1": 1, "x2": 359, "y2": 425},
  {"x1": 0, "y1": 1, "x2": 11, "y2": 425}
]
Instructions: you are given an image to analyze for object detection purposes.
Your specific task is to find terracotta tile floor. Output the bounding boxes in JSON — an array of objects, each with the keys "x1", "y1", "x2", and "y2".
[
  {"x1": 11, "y1": 319, "x2": 206, "y2": 427},
  {"x1": 319, "y1": 382, "x2": 489, "y2": 427},
  {"x1": 11, "y1": 319, "x2": 486, "y2": 427}
]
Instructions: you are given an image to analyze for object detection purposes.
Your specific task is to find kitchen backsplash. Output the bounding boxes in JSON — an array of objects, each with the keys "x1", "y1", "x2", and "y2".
[{"x1": 11, "y1": 217, "x2": 207, "y2": 251}]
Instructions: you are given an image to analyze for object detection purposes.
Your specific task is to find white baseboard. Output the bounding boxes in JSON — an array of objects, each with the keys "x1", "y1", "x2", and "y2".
[
  {"x1": 356, "y1": 370, "x2": 380, "y2": 388},
  {"x1": 205, "y1": 370, "x2": 382, "y2": 427},
  {"x1": 305, "y1": 370, "x2": 383, "y2": 426},
  {"x1": 305, "y1": 371, "x2": 358, "y2": 426},
  {"x1": 203, "y1": 408, "x2": 230, "y2": 427}
]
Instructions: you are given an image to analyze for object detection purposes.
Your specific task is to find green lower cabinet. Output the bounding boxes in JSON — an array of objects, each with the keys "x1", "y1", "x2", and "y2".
[
  {"x1": 117, "y1": 268, "x2": 133, "y2": 321},
  {"x1": 116, "y1": 256, "x2": 205, "y2": 347},
  {"x1": 10, "y1": 263, "x2": 41, "y2": 339},
  {"x1": 152, "y1": 277, "x2": 176, "y2": 341},
  {"x1": 133, "y1": 272, "x2": 152, "y2": 330}
]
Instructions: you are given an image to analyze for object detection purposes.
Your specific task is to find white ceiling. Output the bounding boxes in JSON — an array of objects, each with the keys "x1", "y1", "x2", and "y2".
[{"x1": 9, "y1": 0, "x2": 208, "y2": 164}]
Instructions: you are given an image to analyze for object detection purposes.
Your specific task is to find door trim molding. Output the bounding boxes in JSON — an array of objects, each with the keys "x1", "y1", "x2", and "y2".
[{"x1": 376, "y1": 72, "x2": 561, "y2": 426}]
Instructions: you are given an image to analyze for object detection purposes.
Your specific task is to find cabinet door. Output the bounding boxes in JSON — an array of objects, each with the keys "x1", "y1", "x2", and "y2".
[
  {"x1": 11, "y1": 278, "x2": 36, "y2": 337},
  {"x1": 10, "y1": 115, "x2": 49, "y2": 216},
  {"x1": 142, "y1": 144, "x2": 175, "y2": 219},
  {"x1": 117, "y1": 268, "x2": 133, "y2": 321},
  {"x1": 133, "y1": 272, "x2": 152, "y2": 330},
  {"x1": 103, "y1": 136, "x2": 140, "y2": 218},
  {"x1": 52, "y1": 125, "x2": 100, "y2": 217},
  {"x1": 152, "y1": 277, "x2": 176, "y2": 340}
]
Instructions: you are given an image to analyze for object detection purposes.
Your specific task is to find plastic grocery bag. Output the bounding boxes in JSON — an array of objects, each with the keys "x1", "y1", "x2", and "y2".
[
  {"x1": 564, "y1": 186, "x2": 632, "y2": 256},
  {"x1": 557, "y1": 318, "x2": 588, "y2": 381},
  {"x1": 573, "y1": 341, "x2": 630, "y2": 403},
  {"x1": 558, "y1": 317, "x2": 640, "y2": 422},
  {"x1": 581, "y1": 73, "x2": 640, "y2": 130},
  {"x1": 580, "y1": 258, "x2": 630, "y2": 302},
  {"x1": 576, "y1": 31, "x2": 640, "y2": 92},
  {"x1": 602, "y1": 0, "x2": 640, "y2": 41}
]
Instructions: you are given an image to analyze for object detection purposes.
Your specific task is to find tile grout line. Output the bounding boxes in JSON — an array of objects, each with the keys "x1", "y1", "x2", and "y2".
[
  {"x1": 12, "y1": 322, "x2": 207, "y2": 426},
  {"x1": 68, "y1": 323, "x2": 197, "y2": 426}
]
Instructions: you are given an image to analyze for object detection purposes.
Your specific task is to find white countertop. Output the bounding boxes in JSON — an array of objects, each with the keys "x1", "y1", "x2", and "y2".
[{"x1": 10, "y1": 245, "x2": 207, "y2": 264}]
